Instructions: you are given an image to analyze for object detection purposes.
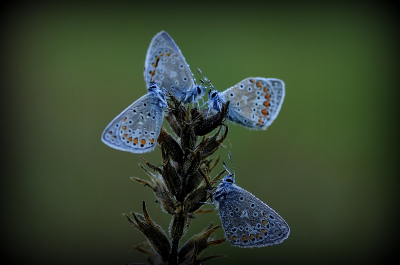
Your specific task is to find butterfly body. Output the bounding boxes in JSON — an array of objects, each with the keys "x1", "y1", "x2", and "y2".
[
  {"x1": 101, "y1": 83, "x2": 167, "y2": 154},
  {"x1": 208, "y1": 77, "x2": 285, "y2": 129},
  {"x1": 144, "y1": 31, "x2": 205, "y2": 104},
  {"x1": 215, "y1": 175, "x2": 290, "y2": 248}
]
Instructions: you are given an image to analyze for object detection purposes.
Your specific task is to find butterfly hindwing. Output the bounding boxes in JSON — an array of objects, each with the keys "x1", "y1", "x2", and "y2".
[
  {"x1": 218, "y1": 183, "x2": 290, "y2": 247},
  {"x1": 101, "y1": 92, "x2": 163, "y2": 154}
]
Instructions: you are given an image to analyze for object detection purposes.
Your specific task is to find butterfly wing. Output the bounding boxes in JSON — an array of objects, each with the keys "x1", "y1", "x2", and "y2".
[
  {"x1": 101, "y1": 92, "x2": 163, "y2": 153},
  {"x1": 220, "y1": 77, "x2": 285, "y2": 129},
  {"x1": 144, "y1": 31, "x2": 196, "y2": 102},
  {"x1": 218, "y1": 184, "x2": 290, "y2": 248}
]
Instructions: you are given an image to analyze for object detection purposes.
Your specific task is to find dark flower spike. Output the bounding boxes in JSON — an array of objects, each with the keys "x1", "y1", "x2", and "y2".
[
  {"x1": 124, "y1": 202, "x2": 171, "y2": 261},
  {"x1": 178, "y1": 225, "x2": 226, "y2": 263},
  {"x1": 125, "y1": 57, "x2": 231, "y2": 263}
]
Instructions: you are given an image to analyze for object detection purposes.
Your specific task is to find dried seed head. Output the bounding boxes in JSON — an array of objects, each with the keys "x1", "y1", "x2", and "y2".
[{"x1": 127, "y1": 92, "x2": 230, "y2": 264}]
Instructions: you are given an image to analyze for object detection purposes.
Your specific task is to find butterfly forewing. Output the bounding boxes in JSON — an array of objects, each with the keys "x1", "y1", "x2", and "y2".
[
  {"x1": 101, "y1": 93, "x2": 163, "y2": 153},
  {"x1": 218, "y1": 184, "x2": 290, "y2": 248},
  {"x1": 144, "y1": 31, "x2": 196, "y2": 101},
  {"x1": 220, "y1": 77, "x2": 285, "y2": 129}
]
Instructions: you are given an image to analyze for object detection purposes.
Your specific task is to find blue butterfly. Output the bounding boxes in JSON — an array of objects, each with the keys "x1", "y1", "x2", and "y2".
[
  {"x1": 207, "y1": 77, "x2": 285, "y2": 129},
  {"x1": 144, "y1": 31, "x2": 205, "y2": 104},
  {"x1": 101, "y1": 83, "x2": 167, "y2": 153},
  {"x1": 214, "y1": 153, "x2": 290, "y2": 247}
]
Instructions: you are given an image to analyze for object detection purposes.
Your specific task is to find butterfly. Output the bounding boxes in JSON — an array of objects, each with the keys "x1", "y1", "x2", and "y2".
[
  {"x1": 207, "y1": 77, "x2": 285, "y2": 129},
  {"x1": 144, "y1": 31, "x2": 205, "y2": 104},
  {"x1": 101, "y1": 83, "x2": 168, "y2": 153},
  {"x1": 214, "y1": 153, "x2": 290, "y2": 247}
]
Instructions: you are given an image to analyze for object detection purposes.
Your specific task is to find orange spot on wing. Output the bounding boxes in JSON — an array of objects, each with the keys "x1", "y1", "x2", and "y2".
[
  {"x1": 262, "y1": 109, "x2": 268, "y2": 116},
  {"x1": 122, "y1": 126, "x2": 127, "y2": 130},
  {"x1": 166, "y1": 52, "x2": 171, "y2": 56},
  {"x1": 258, "y1": 117, "x2": 263, "y2": 124},
  {"x1": 265, "y1": 93, "x2": 270, "y2": 100},
  {"x1": 149, "y1": 138, "x2": 155, "y2": 143},
  {"x1": 256, "y1": 81, "x2": 262, "y2": 88},
  {"x1": 151, "y1": 70, "x2": 155, "y2": 77},
  {"x1": 261, "y1": 229, "x2": 266, "y2": 234},
  {"x1": 250, "y1": 79, "x2": 255, "y2": 83},
  {"x1": 123, "y1": 117, "x2": 127, "y2": 122},
  {"x1": 140, "y1": 139, "x2": 146, "y2": 146},
  {"x1": 123, "y1": 134, "x2": 128, "y2": 138},
  {"x1": 160, "y1": 52, "x2": 164, "y2": 56},
  {"x1": 263, "y1": 87, "x2": 268, "y2": 93},
  {"x1": 127, "y1": 137, "x2": 132, "y2": 142},
  {"x1": 262, "y1": 219, "x2": 268, "y2": 225},
  {"x1": 263, "y1": 101, "x2": 270, "y2": 107},
  {"x1": 133, "y1": 138, "x2": 138, "y2": 144},
  {"x1": 263, "y1": 213, "x2": 267, "y2": 218},
  {"x1": 242, "y1": 236, "x2": 248, "y2": 242},
  {"x1": 152, "y1": 57, "x2": 160, "y2": 67},
  {"x1": 250, "y1": 234, "x2": 255, "y2": 240},
  {"x1": 257, "y1": 233, "x2": 262, "y2": 238},
  {"x1": 232, "y1": 236, "x2": 237, "y2": 242}
]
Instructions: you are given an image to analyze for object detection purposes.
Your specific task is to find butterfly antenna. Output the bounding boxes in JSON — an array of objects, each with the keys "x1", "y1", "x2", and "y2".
[
  {"x1": 228, "y1": 151, "x2": 235, "y2": 180},
  {"x1": 222, "y1": 161, "x2": 231, "y2": 175},
  {"x1": 197, "y1": 68, "x2": 215, "y2": 90},
  {"x1": 223, "y1": 154, "x2": 235, "y2": 181}
]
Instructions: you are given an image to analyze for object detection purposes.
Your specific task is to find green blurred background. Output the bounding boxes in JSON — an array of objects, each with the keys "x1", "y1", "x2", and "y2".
[{"x1": 2, "y1": 1, "x2": 398, "y2": 264}]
